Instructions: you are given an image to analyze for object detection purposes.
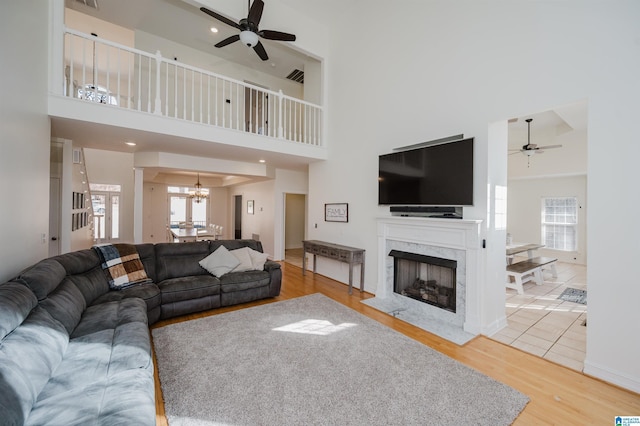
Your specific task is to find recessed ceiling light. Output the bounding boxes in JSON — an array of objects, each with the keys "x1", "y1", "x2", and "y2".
[
  {"x1": 125, "y1": 141, "x2": 136, "y2": 146},
  {"x1": 210, "y1": 27, "x2": 218, "y2": 33},
  {"x1": 259, "y1": 159, "x2": 266, "y2": 163}
]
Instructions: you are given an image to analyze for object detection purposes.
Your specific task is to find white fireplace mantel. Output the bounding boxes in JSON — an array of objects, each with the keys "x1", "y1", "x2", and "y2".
[{"x1": 370, "y1": 216, "x2": 484, "y2": 342}]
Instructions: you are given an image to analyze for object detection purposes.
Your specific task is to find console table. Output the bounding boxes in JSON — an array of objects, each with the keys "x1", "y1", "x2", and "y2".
[{"x1": 302, "y1": 240, "x2": 365, "y2": 294}]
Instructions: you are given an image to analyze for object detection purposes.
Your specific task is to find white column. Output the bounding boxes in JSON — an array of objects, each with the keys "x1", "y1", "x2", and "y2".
[{"x1": 133, "y1": 167, "x2": 144, "y2": 243}]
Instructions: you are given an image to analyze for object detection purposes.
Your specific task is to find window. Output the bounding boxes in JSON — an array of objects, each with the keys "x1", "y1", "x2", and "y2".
[
  {"x1": 168, "y1": 186, "x2": 209, "y2": 229},
  {"x1": 541, "y1": 197, "x2": 578, "y2": 251}
]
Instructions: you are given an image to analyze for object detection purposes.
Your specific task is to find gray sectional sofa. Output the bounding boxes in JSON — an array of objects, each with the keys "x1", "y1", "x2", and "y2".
[{"x1": 0, "y1": 239, "x2": 281, "y2": 425}]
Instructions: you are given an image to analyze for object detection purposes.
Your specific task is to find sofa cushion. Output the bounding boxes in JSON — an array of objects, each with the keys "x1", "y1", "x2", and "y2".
[
  {"x1": 0, "y1": 282, "x2": 37, "y2": 340},
  {"x1": 219, "y1": 270, "x2": 271, "y2": 293},
  {"x1": 230, "y1": 247, "x2": 254, "y2": 272},
  {"x1": 15, "y1": 259, "x2": 67, "y2": 302},
  {"x1": 0, "y1": 306, "x2": 68, "y2": 425},
  {"x1": 38, "y1": 278, "x2": 87, "y2": 335},
  {"x1": 200, "y1": 245, "x2": 240, "y2": 277},
  {"x1": 28, "y1": 298, "x2": 153, "y2": 425},
  {"x1": 210, "y1": 239, "x2": 263, "y2": 253},
  {"x1": 26, "y1": 368, "x2": 155, "y2": 426},
  {"x1": 91, "y1": 282, "x2": 161, "y2": 315},
  {"x1": 94, "y1": 244, "x2": 152, "y2": 290},
  {"x1": 50, "y1": 249, "x2": 100, "y2": 276},
  {"x1": 248, "y1": 248, "x2": 269, "y2": 270},
  {"x1": 158, "y1": 275, "x2": 221, "y2": 304},
  {"x1": 155, "y1": 241, "x2": 211, "y2": 282}
]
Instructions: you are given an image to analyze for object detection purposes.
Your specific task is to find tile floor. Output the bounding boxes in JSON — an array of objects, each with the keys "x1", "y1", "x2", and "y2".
[{"x1": 491, "y1": 260, "x2": 587, "y2": 371}]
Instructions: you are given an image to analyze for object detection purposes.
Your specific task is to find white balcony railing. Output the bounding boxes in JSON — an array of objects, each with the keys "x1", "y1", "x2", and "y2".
[{"x1": 62, "y1": 29, "x2": 322, "y2": 146}]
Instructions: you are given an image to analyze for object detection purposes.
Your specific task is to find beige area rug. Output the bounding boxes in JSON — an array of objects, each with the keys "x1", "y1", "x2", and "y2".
[{"x1": 152, "y1": 294, "x2": 528, "y2": 425}]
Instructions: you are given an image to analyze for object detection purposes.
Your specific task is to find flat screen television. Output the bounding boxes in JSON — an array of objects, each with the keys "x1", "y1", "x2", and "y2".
[{"x1": 378, "y1": 137, "x2": 474, "y2": 206}]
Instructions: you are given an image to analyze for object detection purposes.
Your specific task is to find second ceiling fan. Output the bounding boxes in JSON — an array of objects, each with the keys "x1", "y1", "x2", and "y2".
[
  {"x1": 510, "y1": 118, "x2": 563, "y2": 157},
  {"x1": 201, "y1": 0, "x2": 296, "y2": 61}
]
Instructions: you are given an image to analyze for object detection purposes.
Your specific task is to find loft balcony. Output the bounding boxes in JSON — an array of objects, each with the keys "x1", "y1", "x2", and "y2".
[{"x1": 48, "y1": 27, "x2": 326, "y2": 166}]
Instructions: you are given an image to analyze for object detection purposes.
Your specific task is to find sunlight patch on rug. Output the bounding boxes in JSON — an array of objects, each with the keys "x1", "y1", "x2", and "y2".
[{"x1": 272, "y1": 319, "x2": 357, "y2": 335}]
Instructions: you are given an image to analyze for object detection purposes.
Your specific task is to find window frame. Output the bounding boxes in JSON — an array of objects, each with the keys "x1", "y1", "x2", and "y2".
[{"x1": 540, "y1": 196, "x2": 578, "y2": 252}]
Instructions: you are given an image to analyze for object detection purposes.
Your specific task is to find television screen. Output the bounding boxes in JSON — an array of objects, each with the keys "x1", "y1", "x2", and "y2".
[{"x1": 378, "y1": 138, "x2": 474, "y2": 206}]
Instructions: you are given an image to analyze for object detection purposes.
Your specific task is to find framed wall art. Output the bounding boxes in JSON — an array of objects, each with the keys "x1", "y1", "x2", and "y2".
[{"x1": 325, "y1": 203, "x2": 348, "y2": 222}]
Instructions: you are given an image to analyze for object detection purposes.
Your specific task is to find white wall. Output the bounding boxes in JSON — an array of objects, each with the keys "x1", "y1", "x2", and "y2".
[
  {"x1": 0, "y1": 1, "x2": 51, "y2": 281},
  {"x1": 307, "y1": 1, "x2": 640, "y2": 391},
  {"x1": 231, "y1": 180, "x2": 276, "y2": 256},
  {"x1": 507, "y1": 175, "x2": 587, "y2": 264}
]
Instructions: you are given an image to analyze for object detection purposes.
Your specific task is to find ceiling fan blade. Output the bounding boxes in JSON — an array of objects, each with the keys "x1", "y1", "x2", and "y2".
[
  {"x1": 259, "y1": 30, "x2": 296, "y2": 42},
  {"x1": 253, "y1": 41, "x2": 269, "y2": 60},
  {"x1": 215, "y1": 34, "x2": 240, "y2": 48},
  {"x1": 537, "y1": 144, "x2": 563, "y2": 150},
  {"x1": 509, "y1": 151, "x2": 521, "y2": 156},
  {"x1": 247, "y1": 0, "x2": 264, "y2": 26},
  {"x1": 200, "y1": 7, "x2": 241, "y2": 30}
]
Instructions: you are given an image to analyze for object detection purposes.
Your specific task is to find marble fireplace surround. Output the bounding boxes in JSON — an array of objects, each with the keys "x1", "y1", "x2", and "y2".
[{"x1": 363, "y1": 216, "x2": 483, "y2": 345}]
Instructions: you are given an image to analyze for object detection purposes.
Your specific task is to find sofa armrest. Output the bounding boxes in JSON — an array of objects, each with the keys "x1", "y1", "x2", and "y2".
[
  {"x1": 263, "y1": 261, "x2": 282, "y2": 297},
  {"x1": 263, "y1": 260, "x2": 281, "y2": 272}
]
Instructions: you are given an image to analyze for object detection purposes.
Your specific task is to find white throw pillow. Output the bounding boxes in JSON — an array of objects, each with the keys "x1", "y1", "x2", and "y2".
[
  {"x1": 230, "y1": 247, "x2": 254, "y2": 272},
  {"x1": 199, "y1": 245, "x2": 240, "y2": 277},
  {"x1": 248, "y1": 248, "x2": 269, "y2": 270}
]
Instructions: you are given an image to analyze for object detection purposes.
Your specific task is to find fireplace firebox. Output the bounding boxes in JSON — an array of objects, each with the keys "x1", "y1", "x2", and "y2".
[{"x1": 389, "y1": 250, "x2": 457, "y2": 313}]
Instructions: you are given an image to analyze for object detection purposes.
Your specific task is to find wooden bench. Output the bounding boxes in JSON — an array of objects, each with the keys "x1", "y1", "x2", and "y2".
[{"x1": 506, "y1": 256, "x2": 558, "y2": 294}]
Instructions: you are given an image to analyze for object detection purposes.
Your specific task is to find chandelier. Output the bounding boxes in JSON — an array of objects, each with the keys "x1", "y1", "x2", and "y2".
[{"x1": 189, "y1": 173, "x2": 209, "y2": 203}]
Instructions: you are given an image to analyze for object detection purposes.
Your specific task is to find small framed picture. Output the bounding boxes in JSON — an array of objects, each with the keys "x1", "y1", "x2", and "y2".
[
  {"x1": 247, "y1": 200, "x2": 255, "y2": 215},
  {"x1": 325, "y1": 203, "x2": 348, "y2": 222}
]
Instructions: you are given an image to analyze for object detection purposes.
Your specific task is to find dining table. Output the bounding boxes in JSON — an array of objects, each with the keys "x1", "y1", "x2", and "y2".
[
  {"x1": 170, "y1": 228, "x2": 216, "y2": 243},
  {"x1": 506, "y1": 243, "x2": 544, "y2": 264}
]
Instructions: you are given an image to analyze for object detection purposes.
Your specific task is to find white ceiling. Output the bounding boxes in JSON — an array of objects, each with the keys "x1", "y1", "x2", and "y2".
[{"x1": 507, "y1": 101, "x2": 588, "y2": 150}]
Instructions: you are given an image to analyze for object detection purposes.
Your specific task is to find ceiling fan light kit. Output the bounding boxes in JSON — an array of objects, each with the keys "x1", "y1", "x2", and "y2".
[
  {"x1": 509, "y1": 117, "x2": 563, "y2": 166},
  {"x1": 240, "y1": 30, "x2": 259, "y2": 47},
  {"x1": 200, "y1": 0, "x2": 297, "y2": 61}
]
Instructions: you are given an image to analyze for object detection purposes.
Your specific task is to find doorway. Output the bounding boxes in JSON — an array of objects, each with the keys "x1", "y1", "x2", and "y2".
[
  {"x1": 48, "y1": 177, "x2": 61, "y2": 257},
  {"x1": 245, "y1": 83, "x2": 269, "y2": 135},
  {"x1": 234, "y1": 195, "x2": 242, "y2": 239},
  {"x1": 491, "y1": 101, "x2": 589, "y2": 372},
  {"x1": 91, "y1": 191, "x2": 120, "y2": 243},
  {"x1": 284, "y1": 193, "x2": 306, "y2": 268}
]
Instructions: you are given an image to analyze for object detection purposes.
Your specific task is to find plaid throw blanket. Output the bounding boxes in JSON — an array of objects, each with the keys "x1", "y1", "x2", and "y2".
[{"x1": 93, "y1": 244, "x2": 151, "y2": 290}]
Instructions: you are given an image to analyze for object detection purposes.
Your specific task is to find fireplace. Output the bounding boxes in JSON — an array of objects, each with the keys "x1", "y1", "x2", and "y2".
[
  {"x1": 390, "y1": 250, "x2": 457, "y2": 313},
  {"x1": 363, "y1": 216, "x2": 483, "y2": 345}
]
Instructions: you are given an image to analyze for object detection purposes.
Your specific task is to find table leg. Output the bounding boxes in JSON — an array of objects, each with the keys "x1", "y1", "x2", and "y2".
[
  {"x1": 360, "y1": 255, "x2": 365, "y2": 293},
  {"x1": 302, "y1": 250, "x2": 307, "y2": 276},
  {"x1": 348, "y1": 264, "x2": 353, "y2": 295},
  {"x1": 312, "y1": 254, "x2": 317, "y2": 274}
]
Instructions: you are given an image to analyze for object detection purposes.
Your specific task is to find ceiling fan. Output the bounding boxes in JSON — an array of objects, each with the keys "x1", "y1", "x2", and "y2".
[
  {"x1": 200, "y1": 0, "x2": 296, "y2": 61},
  {"x1": 510, "y1": 118, "x2": 562, "y2": 157}
]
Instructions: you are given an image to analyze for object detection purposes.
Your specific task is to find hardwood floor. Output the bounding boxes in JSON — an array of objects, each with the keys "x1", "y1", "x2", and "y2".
[{"x1": 151, "y1": 262, "x2": 640, "y2": 425}]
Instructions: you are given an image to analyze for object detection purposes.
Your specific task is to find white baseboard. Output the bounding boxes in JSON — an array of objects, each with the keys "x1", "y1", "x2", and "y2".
[
  {"x1": 583, "y1": 359, "x2": 640, "y2": 394},
  {"x1": 481, "y1": 315, "x2": 508, "y2": 337}
]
